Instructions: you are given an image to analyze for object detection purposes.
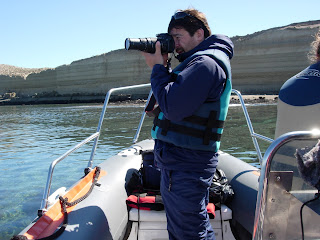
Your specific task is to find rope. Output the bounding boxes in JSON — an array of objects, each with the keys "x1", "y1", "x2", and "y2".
[
  {"x1": 11, "y1": 167, "x2": 101, "y2": 240},
  {"x1": 60, "y1": 166, "x2": 101, "y2": 208}
]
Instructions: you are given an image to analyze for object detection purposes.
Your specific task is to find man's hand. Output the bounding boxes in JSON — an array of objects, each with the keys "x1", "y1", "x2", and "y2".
[{"x1": 142, "y1": 41, "x2": 168, "y2": 68}]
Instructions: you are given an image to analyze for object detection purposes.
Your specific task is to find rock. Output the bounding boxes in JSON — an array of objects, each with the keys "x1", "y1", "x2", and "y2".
[{"x1": 3, "y1": 92, "x2": 16, "y2": 99}]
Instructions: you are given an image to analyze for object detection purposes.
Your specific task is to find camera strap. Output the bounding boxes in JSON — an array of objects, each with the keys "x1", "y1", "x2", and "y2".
[
  {"x1": 166, "y1": 55, "x2": 173, "y2": 73},
  {"x1": 144, "y1": 55, "x2": 173, "y2": 117},
  {"x1": 144, "y1": 93, "x2": 160, "y2": 117}
]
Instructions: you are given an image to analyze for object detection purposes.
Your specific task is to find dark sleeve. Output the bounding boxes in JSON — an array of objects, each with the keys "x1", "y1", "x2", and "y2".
[{"x1": 151, "y1": 55, "x2": 226, "y2": 121}]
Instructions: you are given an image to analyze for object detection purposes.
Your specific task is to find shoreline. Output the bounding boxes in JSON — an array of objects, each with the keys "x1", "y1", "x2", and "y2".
[
  {"x1": 0, "y1": 94, "x2": 279, "y2": 106},
  {"x1": 109, "y1": 95, "x2": 279, "y2": 106},
  {"x1": 229, "y1": 95, "x2": 278, "y2": 104}
]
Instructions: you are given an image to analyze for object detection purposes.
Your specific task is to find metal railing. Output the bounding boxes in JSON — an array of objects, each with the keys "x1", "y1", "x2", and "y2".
[
  {"x1": 39, "y1": 83, "x2": 151, "y2": 215},
  {"x1": 87, "y1": 83, "x2": 151, "y2": 169},
  {"x1": 252, "y1": 130, "x2": 320, "y2": 240},
  {"x1": 131, "y1": 88, "x2": 274, "y2": 164},
  {"x1": 133, "y1": 89, "x2": 153, "y2": 143},
  {"x1": 132, "y1": 88, "x2": 273, "y2": 164},
  {"x1": 39, "y1": 85, "x2": 273, "y2": 214},
  {"x1": 231, "y1": 89, "x2": 273, "y2": 165},
  {"x1": 39, "y1": 132, "x2": 100, "y2": 214}
]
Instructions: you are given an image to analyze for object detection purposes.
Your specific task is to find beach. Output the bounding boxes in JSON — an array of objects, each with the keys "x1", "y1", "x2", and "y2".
[{"x1": 229, "y1": 94, "x2": 278, "y2": 104}]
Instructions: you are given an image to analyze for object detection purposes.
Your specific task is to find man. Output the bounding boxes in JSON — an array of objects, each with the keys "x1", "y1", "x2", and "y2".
[
  {"x1": 275, "y1": 30, "x2": 320, "y2": 138},
  {"x1": 143, "y1": 9, "x2": 234, "y2": 239}
]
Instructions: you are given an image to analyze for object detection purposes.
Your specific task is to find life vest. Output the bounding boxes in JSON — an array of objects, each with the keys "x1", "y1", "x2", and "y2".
[
  {"x1": 275, "y1": 62, "x2": 320, "y2": 138},
  {"x1": 151, "y1": 49, "x2": 232, "y2": 152},
  {"x1": 126, "y1": 194, "x2": 164, "y2": 211},
  {"x1": 126, "y1": 194, "x2": 216, "y2": 219}
]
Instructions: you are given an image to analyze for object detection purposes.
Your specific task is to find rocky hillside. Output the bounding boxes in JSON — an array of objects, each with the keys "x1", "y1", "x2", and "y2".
[
  {"x1": 0, "y1": 64, "x2": 50, "y2": 78},
  {"x1": 230, "y1": 20, "x2": 320, "y2": 93},
  {"x1": 1, "y1": 20, "x2": 320, "y2": 103}
]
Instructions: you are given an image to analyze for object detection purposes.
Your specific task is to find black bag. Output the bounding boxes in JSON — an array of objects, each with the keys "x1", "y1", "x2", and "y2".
[
  {"x1": 209, "y1": 169, "x2": 234, "y2": 204},
  {"x1": 126, "y1": 150, "x2": 161, "y2": 196},
  {"x1": 141, "y1": 150, "x2": 161, "y2": 191}
]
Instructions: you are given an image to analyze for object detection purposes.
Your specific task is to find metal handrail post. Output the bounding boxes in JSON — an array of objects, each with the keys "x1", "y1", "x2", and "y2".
[
  {"x1": 231, "y1": 89, "x2": 273, "y2": 165},
  {"x1": 40, "y1": 132, "x2": 100, "y2": 214},
  {"x1": 87, "y1": 83, "x2": 151, "y2": 168},
  {"x1": 133, "y1": 89, "x2": 153, "y2": 143}
]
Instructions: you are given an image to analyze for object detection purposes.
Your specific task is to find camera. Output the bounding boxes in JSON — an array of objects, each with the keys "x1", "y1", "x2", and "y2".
[{"x1": 125, "y1": 33, "x2": 174, "y2": 53}]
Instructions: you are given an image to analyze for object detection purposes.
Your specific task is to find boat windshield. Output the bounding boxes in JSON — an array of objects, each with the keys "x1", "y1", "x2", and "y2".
[{"x1": 254, "y1": 131, "x2": 320, "y2": 240}]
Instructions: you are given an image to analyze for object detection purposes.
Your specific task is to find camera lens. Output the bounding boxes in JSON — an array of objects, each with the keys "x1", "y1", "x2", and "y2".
[
  {"x1": 124, "y1": 38, "x2": 157, "y2": 52},
  {"x1": 125, "y1": 38, "x2": 131, "y2": 50},
  {"x1": 124, "y1": 34, "x2": 174, "y2": 53}
]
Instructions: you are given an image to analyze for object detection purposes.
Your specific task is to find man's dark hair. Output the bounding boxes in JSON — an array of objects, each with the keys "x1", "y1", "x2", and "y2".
[{"x1": 168, "y1": 9, "x2": 211, "y2": 38}]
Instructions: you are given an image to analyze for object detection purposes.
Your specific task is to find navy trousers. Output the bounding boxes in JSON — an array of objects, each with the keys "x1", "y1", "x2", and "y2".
[{"x1": 160, "y1": 169, "x2": 215, "y2": 240}]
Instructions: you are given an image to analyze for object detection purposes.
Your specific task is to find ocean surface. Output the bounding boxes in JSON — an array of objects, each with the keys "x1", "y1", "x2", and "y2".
[{"x1": 0, "y1": 103, "x2": 277, "y2": 239}]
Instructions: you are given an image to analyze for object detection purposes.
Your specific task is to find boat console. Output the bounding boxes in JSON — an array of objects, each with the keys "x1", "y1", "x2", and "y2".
[{"x1": 253, "y1": 131, "x2": 320, "y2": 240}]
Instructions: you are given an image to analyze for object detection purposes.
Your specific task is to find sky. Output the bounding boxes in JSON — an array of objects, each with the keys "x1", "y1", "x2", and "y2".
[{"x1": 1, "y1": 0, "x2": 319, "y2": 69}]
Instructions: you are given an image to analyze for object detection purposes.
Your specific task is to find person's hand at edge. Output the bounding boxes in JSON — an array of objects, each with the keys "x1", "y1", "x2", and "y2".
[{"x1": 142, "y1": 41, "x2": 168, "y2": 68}]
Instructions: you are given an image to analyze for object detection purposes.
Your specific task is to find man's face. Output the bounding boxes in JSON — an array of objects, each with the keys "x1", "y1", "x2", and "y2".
[{"x1": 170, "y1": 27, "x2": 203, "y2": 54}]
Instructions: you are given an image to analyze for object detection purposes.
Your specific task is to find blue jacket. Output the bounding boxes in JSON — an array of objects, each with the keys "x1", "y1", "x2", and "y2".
[
  {"x1": 151, "y1": 34, "x2": 234, "y2": 172},
  {"x1": 279, "y1": 61, "x2": 320, "y2": 106},
  {"x1": 151, "y1": 49, "x2": 232, "y2": 151}
]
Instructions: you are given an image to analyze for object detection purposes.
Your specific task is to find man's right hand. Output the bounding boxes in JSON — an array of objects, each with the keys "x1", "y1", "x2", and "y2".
[{"x1": 142, "y1": 41, "x2": 168, "y2": 68}]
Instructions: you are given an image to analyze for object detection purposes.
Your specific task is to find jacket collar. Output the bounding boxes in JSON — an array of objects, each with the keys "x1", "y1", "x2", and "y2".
[{"x1": 176, "y1": 34, "x2": 234, "y2": 62}]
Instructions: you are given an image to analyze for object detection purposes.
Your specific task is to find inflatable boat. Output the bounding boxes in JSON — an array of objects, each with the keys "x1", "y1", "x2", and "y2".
[{"x1": 14, "y1": 84, "x2": 320, "y2": 240}]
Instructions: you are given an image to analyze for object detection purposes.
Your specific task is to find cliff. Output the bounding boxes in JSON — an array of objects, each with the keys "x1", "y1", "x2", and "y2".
[
  {"x1": 0, "y1": 50, "x2": 151, "y2": 102},
  {"x1": 231, "y1": 20, "x2": 320, "y2": 93},
  {"x1": 1, "y1": 20, "x2": 320, "y2": 104}
]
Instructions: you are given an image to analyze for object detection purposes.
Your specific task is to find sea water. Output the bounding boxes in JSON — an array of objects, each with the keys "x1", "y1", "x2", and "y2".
[{"x1": 0, "y1": 103, "x2": 276, "y2": 239}]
